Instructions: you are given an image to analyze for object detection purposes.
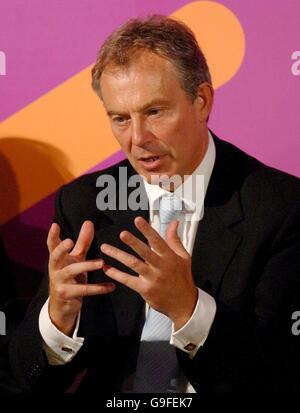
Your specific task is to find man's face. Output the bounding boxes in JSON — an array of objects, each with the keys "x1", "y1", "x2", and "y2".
[{"x1": 100, "y1": 52, "x2": 210, "y2": 183}]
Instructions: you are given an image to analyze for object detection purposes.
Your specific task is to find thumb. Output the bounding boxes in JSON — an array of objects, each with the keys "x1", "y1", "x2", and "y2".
[{"x1": 165, "y1": 220, "x2": 189, "y2": 257}]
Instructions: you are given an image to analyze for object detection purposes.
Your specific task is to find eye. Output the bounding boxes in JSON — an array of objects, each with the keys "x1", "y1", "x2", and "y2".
[
  {"x1": 148, "y1": 108, "x2": 161, "y2": 116},
  {"x1": 112, "y1": 116, "x2": 127, "y2": 125}
]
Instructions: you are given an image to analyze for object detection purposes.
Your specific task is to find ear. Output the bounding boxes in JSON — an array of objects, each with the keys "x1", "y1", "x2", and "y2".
[{"x1": 194, "y1": 82, "x2": 214, "y2": 123}]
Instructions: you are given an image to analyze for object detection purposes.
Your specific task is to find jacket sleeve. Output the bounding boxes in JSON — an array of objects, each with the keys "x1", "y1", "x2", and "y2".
[{"x1": 7, "y1": 187, "x2": 87, "y2": 393}]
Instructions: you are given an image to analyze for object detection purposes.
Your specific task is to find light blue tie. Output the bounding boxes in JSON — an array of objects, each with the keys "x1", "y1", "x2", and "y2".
[{"x1": 133, "y1": 194, "x2": 187, "y2": 393}]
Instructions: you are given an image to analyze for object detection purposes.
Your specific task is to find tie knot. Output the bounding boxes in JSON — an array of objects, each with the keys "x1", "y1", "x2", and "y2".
[{"x1": 159, "y1": 194, "x2": 182, "y2": 237}]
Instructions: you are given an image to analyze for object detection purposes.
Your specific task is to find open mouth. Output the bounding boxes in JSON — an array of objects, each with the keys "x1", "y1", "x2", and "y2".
[
  {"x1": 140, "y1": 155, "x2": 160, "y2": 162},
  {"x1": 137, "y1": 155, "x2": 165, "y2": 171}
]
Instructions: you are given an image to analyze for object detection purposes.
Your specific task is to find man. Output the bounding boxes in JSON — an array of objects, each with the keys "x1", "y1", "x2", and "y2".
[{"x1": 8, "y1": 15, "x2": 300, "y2": 393}]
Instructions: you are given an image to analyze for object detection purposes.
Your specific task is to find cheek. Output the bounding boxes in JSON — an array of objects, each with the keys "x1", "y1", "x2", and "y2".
[
  {"x1": 112, "y1": 129, "x2": 131, "y2": 152},
  {"x1": 150, "y1": 118, "x2": 180, "y2": 146}
]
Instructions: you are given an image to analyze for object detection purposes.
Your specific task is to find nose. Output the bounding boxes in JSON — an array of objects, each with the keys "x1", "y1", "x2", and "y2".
[{"x1": 131, "y1": 118, "x2": 152, "y2": 147}]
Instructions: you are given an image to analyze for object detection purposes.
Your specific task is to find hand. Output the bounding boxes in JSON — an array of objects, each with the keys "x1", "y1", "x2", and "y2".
[
  {"x1": 47, "y1": 220, "x2": 115, "y2": 336},
  {"x1": 100, "y1": 216, "x2": 198, "y2": 330}
]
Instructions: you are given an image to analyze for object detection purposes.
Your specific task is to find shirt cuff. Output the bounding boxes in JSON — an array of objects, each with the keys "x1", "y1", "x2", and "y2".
[
  {"x1": 39, "y1": 298, "x2": 84, "y2": 365},
  {"x1": 170, "y1": 288, "x2": 216, "y2": 359}
]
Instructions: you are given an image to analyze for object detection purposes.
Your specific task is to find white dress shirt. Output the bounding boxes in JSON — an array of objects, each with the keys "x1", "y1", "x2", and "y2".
[{"x1": 39, "y1": 132, "x2": 217, "y2": 391}]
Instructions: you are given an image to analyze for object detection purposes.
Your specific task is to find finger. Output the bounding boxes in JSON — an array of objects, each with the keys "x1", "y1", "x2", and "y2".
[
  {"x1": 59, "y1": 259, "x2": 104, "y2": 282},
  {"x1": 100, "y1": 243, "x2": 148, "y2": 275},
  {"x1": 119, "y1": 231, "x2": 158, "y2": 265},
  {"x1": 70, "y1": 220, "x2": 94, "y2": 258},
  {"x1": 134, "y1": 216, "x2": 167, "y2": 255},
  {"x1": 50, "y1": 238, "x2": 74, "y2": 269},
  {"x1": 165, "y1": 220, "x2": 189, "y2": 257},
  {"x1": 103, "y1": 264, "x2": 139, "y2": 292},
  {"x1": 61, "y1": 282, "x2": 116, "y2": 299},
  {"x1": 47, "y1": 223, "x2": 61, "y2": 253}
]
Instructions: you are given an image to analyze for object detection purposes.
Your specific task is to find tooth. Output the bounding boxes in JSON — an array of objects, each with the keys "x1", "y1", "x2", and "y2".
[{"x1": 143, "y1": 156, "x2": 159, "y2": 162}]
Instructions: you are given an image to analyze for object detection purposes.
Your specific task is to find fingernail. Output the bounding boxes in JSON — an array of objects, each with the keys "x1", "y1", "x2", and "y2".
[
  {"x1": 50, "y1": 223, "x2": 57, "y2": 232},
  {"x1": 135, "y1": 216, "x2": 145, "y2": 225},
  {"x1": 63, "y1": 239, "x2": 72, "y2": 248}
]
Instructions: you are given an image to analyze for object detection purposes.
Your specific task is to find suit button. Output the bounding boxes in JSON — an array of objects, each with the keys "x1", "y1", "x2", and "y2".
[{"x1": 26, "y1": 363, "x2": 41, "y2": 380}]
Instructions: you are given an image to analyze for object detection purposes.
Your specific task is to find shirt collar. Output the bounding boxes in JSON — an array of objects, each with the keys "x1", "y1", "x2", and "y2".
[{"x1": 143, "y1": 131, "x2": 216, "y2": 221}]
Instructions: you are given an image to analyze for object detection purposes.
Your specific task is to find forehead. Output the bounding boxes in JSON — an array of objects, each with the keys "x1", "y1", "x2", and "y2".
[{"x1": 100, "y1": 52, "x2": 183, "y2": 106}]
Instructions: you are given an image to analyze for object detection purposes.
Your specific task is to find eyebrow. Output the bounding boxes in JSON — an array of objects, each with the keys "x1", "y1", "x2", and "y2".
[{"x1": 106, "y1": 98, "x2": 170, "y2": 117}]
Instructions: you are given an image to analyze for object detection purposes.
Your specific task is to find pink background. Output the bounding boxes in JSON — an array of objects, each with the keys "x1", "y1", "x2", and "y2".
[{"x1": 0, "y1": 0, "x2": 299, "y2": 301}]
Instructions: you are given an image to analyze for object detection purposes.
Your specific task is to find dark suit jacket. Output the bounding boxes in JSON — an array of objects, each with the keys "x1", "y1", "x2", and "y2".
[{"x1": 6, "y1": 133, "x2": 300, "y2": 393}]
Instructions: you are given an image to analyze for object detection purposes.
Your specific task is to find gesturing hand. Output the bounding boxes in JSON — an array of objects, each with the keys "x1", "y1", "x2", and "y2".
[
  {"x1": 100, "y1": 216, "x2": 197, "y2": 331},
  {"x1": 47, "y1": 221, "x2": 115, "y2": 336}
]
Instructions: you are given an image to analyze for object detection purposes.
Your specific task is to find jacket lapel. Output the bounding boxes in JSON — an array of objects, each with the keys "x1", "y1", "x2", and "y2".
[
  {"x1": 192, "y1": 196, "x2": 243, "y2": 296},
  {"x1": 192, "y1": 134, "x2": 244, "y2": 296}
]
